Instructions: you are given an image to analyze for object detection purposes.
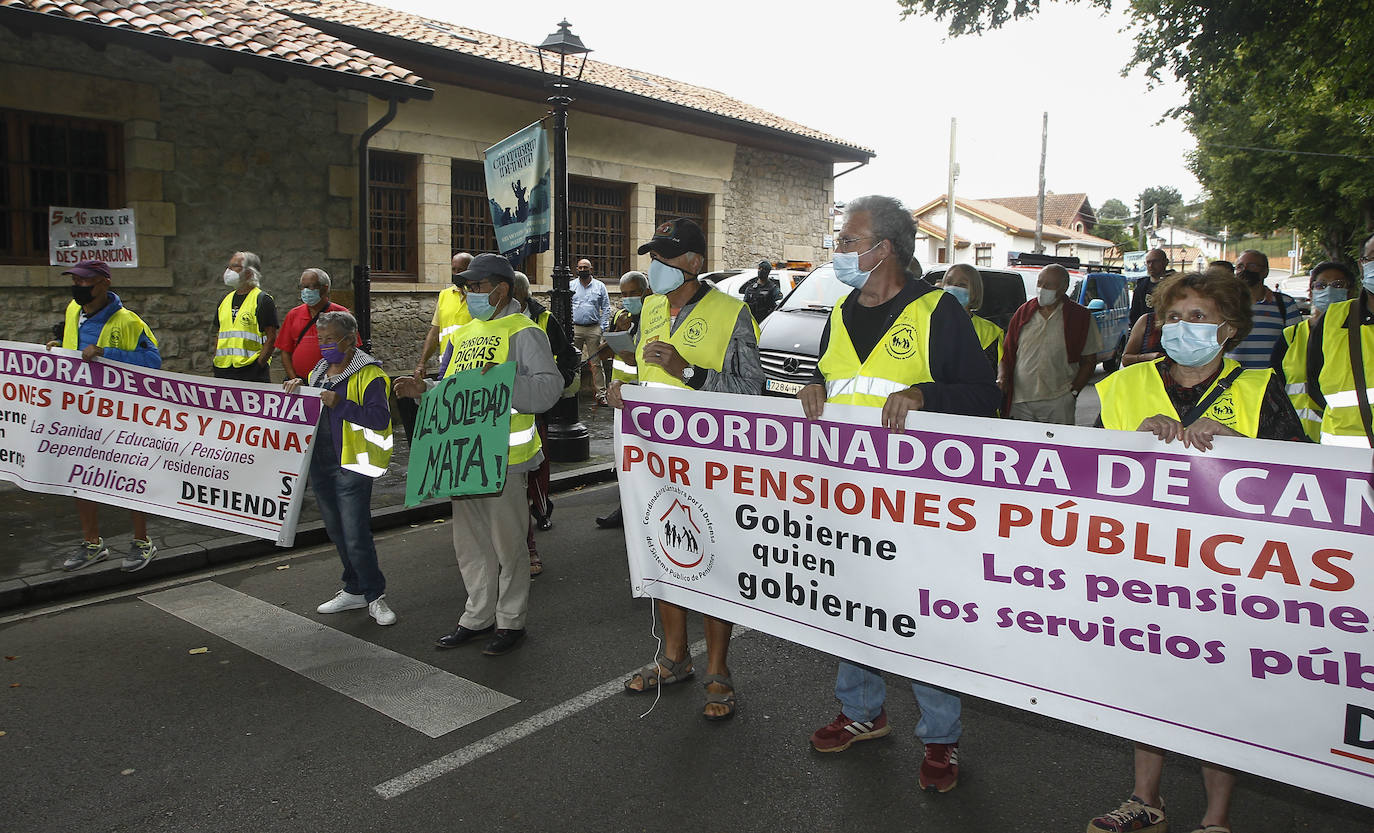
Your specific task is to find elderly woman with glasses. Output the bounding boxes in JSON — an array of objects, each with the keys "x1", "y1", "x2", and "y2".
[{"x1": 284, "y1": 310, "x2": 396, "y2": 626}]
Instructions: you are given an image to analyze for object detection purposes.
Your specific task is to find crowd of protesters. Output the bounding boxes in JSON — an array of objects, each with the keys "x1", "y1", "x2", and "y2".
[{"x1": 44, "y1": 197, "x2": 1374, "y2": 833}]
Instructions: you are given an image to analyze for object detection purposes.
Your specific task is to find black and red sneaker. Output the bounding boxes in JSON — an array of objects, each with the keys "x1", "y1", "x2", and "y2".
[
  {"x1": 809, "y1": 710, "x2": 891, "y2": 752},
  {"x1": 918, "y1": 742, "x2": 960, "y2": 792}
]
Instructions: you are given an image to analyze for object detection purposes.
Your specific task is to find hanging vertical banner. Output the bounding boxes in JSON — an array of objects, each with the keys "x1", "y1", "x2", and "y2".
[
  {"x1": 49, "y1": 207, "x2": 139, "y2": 267},
  {"x1": 483, "y1": 122, "x2": 551, "y2": 266}
]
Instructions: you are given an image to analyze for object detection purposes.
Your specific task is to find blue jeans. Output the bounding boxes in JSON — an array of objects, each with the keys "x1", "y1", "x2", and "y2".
[
  {"x1": 835, "y1": 661, "x2": 962, "y2": 744},
  {"x1": 309, "y1": 450, "x2": 385, "y2": 602}
]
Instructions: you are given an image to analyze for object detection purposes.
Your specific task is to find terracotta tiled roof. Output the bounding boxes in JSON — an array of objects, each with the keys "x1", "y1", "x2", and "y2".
[
  {"x1": 916, "y1": 218, "x2": 969, "y2": 247},
  {"x1": 984, "y1": 193, "x2": 1094, "y2": 229},
  {"x1": 0, "y1": 0, "x2": 425, "y2": 88},
  {"x1": 269, "y1": 0, "x2": 871, "y2": 155},
  {"x1": 912, "y1": 196, "x2": 1112, "y2": 247}
]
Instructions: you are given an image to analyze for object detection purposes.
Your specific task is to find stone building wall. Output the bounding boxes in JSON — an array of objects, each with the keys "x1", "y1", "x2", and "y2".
[
  {"x1": 722, "y1": 146, "x2": 834, "y2": 269},
  {"x1": 0, "y1": 29, "x2": 359, "y2": 374}
]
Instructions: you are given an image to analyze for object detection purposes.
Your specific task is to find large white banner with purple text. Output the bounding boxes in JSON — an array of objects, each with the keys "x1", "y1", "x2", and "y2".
[
  {"x1": 0, "y1": 341, "x2": 320, "y2": 545},
  {"x1": 616, "y1": 386, "x2": 1374, "y2": 808}
]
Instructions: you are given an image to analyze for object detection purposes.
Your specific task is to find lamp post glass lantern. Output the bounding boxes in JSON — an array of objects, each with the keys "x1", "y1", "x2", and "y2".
[{"x1": 538, "y1": 20, "x2": 592, "y2": 462}]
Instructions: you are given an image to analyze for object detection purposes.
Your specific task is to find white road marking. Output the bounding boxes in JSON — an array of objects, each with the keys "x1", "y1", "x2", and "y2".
[
  {"x1": 374, "y1": 628, "x2": 750, "y2": 799},
  {"x1": 141, "y1": 581, "x2": 518, "y2": 738}
]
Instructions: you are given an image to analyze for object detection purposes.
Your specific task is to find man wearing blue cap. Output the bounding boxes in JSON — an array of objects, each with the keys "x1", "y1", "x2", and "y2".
[{"x1": 46, "y1": 260, "x2": 162, "y2": 571}]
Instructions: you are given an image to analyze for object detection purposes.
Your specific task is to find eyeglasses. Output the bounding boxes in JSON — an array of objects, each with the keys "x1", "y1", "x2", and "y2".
[{"x1": 834, "y1": 235, "x2": 873, "y2": 252}]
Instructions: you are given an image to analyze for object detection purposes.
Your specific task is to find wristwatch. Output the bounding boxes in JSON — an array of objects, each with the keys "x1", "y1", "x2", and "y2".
[{"x1": 681, "y1": 364, "x2": 696, "y2": 383}]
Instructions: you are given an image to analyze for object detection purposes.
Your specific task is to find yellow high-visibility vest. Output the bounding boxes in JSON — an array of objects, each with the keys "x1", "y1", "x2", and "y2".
[
  {"x1": 971, "y1": 314, "x2": 1005, "y2": 367},
  {"x1": 435, "y1": 286, "x2": 472, "y2": 356},
  {"x1": 445, "y1": 313, "x2": 542, "y2": 467},
  {"x1": 214, "y1": 287, "x2": 268, "y2": 368},
  {"x1": 1097, "y1": 357, "x2": 1268, "y2": 438},
  {"x1": 1314, "y1": 297, "x2": 1374, "y2": 446},
  {"x1": 1279, "y1": 321, "x2": 1322, "y2": 442},
  {"x1": 635, "y1": 288, "x2": 754, "y2": 389},
  {"x1": 817, "y1": 290, "x2": 941, "y2": 407},
  {"x1": 62, "y1": 301, "x2": 157, "y2": 353},
  {"x1": 337, "y1": 365, "x2": 393, "y2": 478}
]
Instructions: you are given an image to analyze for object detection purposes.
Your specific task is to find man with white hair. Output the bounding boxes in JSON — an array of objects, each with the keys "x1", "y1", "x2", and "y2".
[
  {"x1": 277, "y1": 267, "x2": 355, "y2": 381},
  {"x1": 212, "y1": 250, "x2": 279, "y2": 382}
]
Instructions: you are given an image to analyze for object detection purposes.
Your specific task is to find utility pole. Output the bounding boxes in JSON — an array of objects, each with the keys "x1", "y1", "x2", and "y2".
[
  {"x1": 945, "y1": 117, "x2": 957, "y2": 265},
  {"x1": 1137, "y1": 196, "x2": 1145, "y2": 249},
  {"x1": 1034, "y1": 111, "x2": 1047, "y2": 254}
]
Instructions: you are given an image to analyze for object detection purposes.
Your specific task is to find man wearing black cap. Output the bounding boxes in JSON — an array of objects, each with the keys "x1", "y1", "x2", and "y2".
[
  {"x1": 608, "y1": 218, "x2": 764, "y2": 720},
  {"x1": 395, "y1": 253, "x2": 563, "y2": 656},
  {"x1": 46, "y1": 260, "x2": 162, "y2": 572}
]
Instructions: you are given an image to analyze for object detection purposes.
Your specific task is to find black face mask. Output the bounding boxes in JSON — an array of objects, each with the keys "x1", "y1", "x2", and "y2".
[
  {"x1": 1237, "y1": 268, "x2": 1263, "y2": 286},
  {"x1": 577, "y1": 271, "x2": 591, "y2": 280},
  {"x1": 72, "y1": 285, "x2": 95, "y2": 305}
]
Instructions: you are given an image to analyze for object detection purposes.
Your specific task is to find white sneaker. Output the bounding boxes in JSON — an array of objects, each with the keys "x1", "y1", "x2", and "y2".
[
  {"x1": 317, "y1": 590, "x2": 367, "y2": 614},
  {"x1": 369, "y1": 596, "x2": 397, "y2": 626}
]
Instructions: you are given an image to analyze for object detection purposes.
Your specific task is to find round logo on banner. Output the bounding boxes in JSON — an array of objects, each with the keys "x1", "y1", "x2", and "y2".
[
  {"x1": 642, "y1": 485, "x2": 716, "y2": 582},
  {"x1": 683, "y1": 318, "x2": 708, "y2": 346},
  {"x1": 885, "y1": 323, "x2": 918, "y2": 359}
]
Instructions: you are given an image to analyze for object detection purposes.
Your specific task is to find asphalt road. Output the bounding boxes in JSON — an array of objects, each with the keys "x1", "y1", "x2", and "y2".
[{"x1": 2, "y1": 482, "x2": 1371, "y2": 833}]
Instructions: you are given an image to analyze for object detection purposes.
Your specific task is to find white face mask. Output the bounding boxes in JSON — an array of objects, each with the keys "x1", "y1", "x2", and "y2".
[
  {"x1": 223, "y1": 268, "x2": 241, "y2": 289},
  {"x1": 1037, "y1": 287, "x2": 1060, "y2": 306},
  {"x1": 648, "y1": 259, "x2": 687, "y2": 294}
]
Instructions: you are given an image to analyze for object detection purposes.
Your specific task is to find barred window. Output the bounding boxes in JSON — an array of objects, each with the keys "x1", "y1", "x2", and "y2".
[
  {"x1": 367, "y1": 151, "x2": 416, "y2": 278},
  {"x1": 975, "y1": 244, "x2": 993, "y2": 267},
  {"x1": 654, "y1": 188, "x2": 707, "y2": 233},
  {"x1": 1, "y1": 109, "x2": 123, "y2": 264},
  {"x1": 569, "y1": 177, "x2": 629, "y2": 280},
  {"x1": 451, "y1": 160, "x2": 497, "y2": 257}
]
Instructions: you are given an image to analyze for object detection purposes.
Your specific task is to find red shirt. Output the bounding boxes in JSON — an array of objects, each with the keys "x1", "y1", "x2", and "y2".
[{"x1": 276, "y1": 302, "x2": 356, "y2": 378}]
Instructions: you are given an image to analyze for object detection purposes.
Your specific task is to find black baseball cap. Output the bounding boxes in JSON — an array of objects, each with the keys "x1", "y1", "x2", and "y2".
[
  {"x1": 637, "y1": 218, "x2": 706, "y2": 259},
  {"x1": 456, "y1": 252, "x2": 516, "y2": 285}
]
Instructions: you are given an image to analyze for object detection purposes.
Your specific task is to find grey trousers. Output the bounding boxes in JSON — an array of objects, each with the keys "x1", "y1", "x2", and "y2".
[{"x1": 452, "y1": 473, "x2": 531, "y2": 630}]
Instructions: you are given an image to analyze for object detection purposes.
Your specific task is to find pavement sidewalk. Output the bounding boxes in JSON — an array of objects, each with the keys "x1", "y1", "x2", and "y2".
[{"x1": 0, "y1": 392, "x2": 619, "y2": 611}]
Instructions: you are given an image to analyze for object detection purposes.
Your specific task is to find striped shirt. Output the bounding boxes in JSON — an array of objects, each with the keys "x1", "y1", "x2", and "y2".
[{"x1": 1227, "y1": 291, "x2": 1301, "y2": 369}]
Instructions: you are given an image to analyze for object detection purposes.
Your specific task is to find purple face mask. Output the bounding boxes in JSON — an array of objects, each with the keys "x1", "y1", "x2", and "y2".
[{"x1": 320, "y1": 340, "x2": 348, "y2": 364}]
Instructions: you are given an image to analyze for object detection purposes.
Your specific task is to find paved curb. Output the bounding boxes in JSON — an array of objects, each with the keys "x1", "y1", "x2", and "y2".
[{"x1": 0, "y1": 463, "x2": 617, "y2": 613}]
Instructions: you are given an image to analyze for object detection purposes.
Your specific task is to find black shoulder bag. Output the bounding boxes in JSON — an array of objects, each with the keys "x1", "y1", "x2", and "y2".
[{"x1": 1346, "y1": 297, "x2": 1374, "y2": 446}]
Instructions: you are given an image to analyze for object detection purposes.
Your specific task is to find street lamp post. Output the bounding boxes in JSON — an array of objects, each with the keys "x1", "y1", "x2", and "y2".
[{"x1": 537, "y1": 20, "x2": 591, "y2": 462}]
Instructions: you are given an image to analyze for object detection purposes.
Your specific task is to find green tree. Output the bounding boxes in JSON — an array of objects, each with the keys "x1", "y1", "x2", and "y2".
[
  {"x1": 1097, "y1": 198, "x2": 1129, "y2": 220},
  {"x1": 896, "y1": 0, "x2": 1374, "y2": 262},
  {"x1": 1138, "y1": 186, "x2": 1183, "y2": 227}
]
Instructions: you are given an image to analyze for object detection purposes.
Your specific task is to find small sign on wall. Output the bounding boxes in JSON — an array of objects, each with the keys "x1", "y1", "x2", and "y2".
[{"x1": 48, "y1": 206, "x2": 138, "y2": 267}]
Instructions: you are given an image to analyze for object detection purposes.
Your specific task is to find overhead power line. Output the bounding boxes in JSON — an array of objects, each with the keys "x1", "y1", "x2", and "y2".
[{"x1": 1199, "y1": 140, "x2": 1374, "y2": 161}]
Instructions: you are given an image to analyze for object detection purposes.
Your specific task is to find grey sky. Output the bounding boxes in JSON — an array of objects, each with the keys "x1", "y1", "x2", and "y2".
[{"x1": 377, "y1": 0, "x2": 1201, "y2": 214}]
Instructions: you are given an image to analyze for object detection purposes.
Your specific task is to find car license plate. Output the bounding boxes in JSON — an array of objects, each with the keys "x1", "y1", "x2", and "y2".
[{"x1": 765, "y1": 379, "x2": 804, "y2": 395}]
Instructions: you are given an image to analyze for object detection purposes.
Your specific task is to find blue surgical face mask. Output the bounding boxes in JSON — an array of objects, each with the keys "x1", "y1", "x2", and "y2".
[
  {"x1": 1161, "y1": 321, "x2": 1226, "y2": 367},
  {"x1": 621, "y1": 295, "x2": 643, "y2": 316},
  {"x1": 648, "y1": 259, "x2": 686, "y2": 294},
  {"x1": 1362, "y1": 260, "x2": 1374, "y2": 294},
  {"x1": 832, "y1": 243, "x2": 884, "y2": 289},
  {"x1": 1311, "y1": 286, "x2": 1345, "y2": 313},
  {"x1": 466, "y1": 292, "x2": 497, "y2": 321},
  {"x1": 944, "y1": 285, "x2": 971, "y2": 308},
  {"x1": 301, "y1": 288, "x2": 321, "y2": 306}
]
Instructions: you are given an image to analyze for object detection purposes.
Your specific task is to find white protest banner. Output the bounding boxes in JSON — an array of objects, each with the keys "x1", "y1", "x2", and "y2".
[
  {"x1": 48, "y1": 207, "x2": 138, "y2": 267},
  {"x1": 616, "y1": 386, "x2": 1374, "y2": 808},
  {"x1": 0, "y1": 341, "x2": 320, "y2": 545}
]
